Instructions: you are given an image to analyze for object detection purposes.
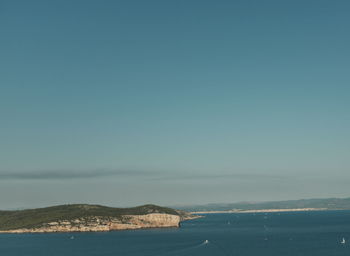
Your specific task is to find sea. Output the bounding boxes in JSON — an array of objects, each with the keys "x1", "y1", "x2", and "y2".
[{"x1": 1, "y1": 210, "x2": 350, "y2": 256}]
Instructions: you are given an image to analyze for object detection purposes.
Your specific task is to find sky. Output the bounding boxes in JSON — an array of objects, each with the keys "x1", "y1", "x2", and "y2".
[{"x1": 1, "y1": 0, "x2": 350, "y2": 209}]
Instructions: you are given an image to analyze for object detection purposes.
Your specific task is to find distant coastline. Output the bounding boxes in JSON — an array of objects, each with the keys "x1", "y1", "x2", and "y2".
[
  {"x1": 191, "y1": 208, "x2": 329, "y2": 214},
  {"x1": 177, "y1": 197, "x2": 350, "y2": 213}
]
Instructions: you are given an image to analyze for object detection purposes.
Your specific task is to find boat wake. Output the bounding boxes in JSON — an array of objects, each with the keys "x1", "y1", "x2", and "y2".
[
  {"x1": 158, "y1": 240, "x2": 211, "y2": 256},
  {"x1": 158, "y1": 239, "x2": 234, "y2": 256}
]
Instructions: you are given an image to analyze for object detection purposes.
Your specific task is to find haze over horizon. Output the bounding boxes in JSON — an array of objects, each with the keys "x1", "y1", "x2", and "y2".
[{"x1": 1, "y1": 0, "x2": 350, "y2": 209}]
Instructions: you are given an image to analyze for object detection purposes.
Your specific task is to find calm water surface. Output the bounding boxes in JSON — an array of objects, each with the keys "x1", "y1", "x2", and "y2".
[{"x1": 1, "y1": 210, "x2": 350, "y2": 256}]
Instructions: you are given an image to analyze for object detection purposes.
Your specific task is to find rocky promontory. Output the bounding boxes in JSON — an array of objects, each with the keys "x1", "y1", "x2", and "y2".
[{"x1": 0, "y1": 204, "x2": 198, "y2": 233}]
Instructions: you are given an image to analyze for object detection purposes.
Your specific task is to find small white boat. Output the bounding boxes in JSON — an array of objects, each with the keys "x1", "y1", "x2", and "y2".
[
  {"x1": 341, "y1": 238, "x2": 346, "y2": 244},
  {"x1": 70, "y1": 236, "x2": 75, "y2": 240},
  {"x1": 204, "y1": 240, "x2": 209, "y2": 244}
]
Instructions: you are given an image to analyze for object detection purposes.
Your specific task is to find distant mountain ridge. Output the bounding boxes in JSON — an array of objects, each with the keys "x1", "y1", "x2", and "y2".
[
  {"x1": 0, "y1": 204, "x2": 196, "y2": 233},
  {"x1": 176, "y1": 197, "x2": 350, "y2": 212}
]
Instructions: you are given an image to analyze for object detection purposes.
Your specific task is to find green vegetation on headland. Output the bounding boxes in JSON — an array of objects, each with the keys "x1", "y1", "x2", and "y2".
[
  {"x1": 177, "y1": 197, "x2": 350, "y2": 212},
  {"x1": 0, "y1": 204, "x2": 192, "y2": 231}
]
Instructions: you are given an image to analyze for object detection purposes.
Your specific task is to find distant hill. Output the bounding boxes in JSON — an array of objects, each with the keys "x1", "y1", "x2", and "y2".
[
  {"x1": 0, "y1": 204, "x2": 196, "y2": 233},
  {"x1": 176, "y1": 197, "x2": 350, "y2": 212}
]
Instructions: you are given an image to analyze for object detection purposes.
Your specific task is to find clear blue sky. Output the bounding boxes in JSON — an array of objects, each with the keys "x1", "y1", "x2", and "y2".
[{"x1": 1, "y1": 0, "x2": 349, "y2": 209}]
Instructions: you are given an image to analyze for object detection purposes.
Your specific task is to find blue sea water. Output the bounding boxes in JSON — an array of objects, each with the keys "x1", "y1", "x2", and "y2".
[{"x1": 1, "y1": 210, "x2": 350, "y2": 256}]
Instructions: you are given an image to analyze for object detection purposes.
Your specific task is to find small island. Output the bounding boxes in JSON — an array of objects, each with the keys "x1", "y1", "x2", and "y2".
[{"x1": 0, "y1": 204, "x2": 198, "y2": 233}]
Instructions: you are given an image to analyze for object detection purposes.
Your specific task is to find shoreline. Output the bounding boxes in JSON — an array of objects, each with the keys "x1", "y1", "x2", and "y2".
[
  {"x1": 191, "y1": 208, "x2": 330, "y2": 214},
  {"x1": 0, "y1": 215, "x2": 201, "y2": 234},
  {"x1": 0, "y1": 225, "x2": 181, "y2": 234}
]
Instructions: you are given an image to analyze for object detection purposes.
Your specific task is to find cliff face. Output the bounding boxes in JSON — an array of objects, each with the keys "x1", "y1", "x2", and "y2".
[
  {"x1": 109, "y1": 213, "x2": 181, "y2": 230},
  {"x1": 0, "y1": 213, "x2": 182, "y2": 233}
]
